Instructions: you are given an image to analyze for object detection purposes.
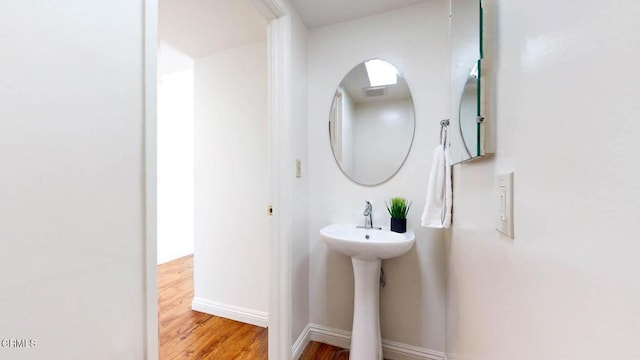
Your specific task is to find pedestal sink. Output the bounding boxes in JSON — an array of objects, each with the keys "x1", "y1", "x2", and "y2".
[{"x1": 320, "y1": 224, "x2": 415, "y2": 360}]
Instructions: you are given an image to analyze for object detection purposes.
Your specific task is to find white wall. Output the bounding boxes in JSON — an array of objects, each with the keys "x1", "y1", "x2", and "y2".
[
  {"x1": 446, "y1": 0, "x2": 640, "y2": 359},
  {"x1": 157, "y1": 69, "x2": 195, "y2": 264},
  {"x1": 290, "y1": 11, "x2": 311, "y2": 345},
  {"x1": 307, "y1": 2, "x2": 449, "y2": 352},
  {"x1": 193, "y1": 41, "x2": 270, "y2": 322},
  {"x1": 158, "y1": 41, "x2": 194, "y2": 75},
  {"x1": 0, "y1": 1, "x2": 146, "y2": 359}
]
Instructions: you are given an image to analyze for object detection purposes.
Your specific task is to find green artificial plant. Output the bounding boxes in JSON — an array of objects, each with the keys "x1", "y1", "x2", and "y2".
[{"x1": 386, "y1": 197, "x2": 411, "y2": 219}]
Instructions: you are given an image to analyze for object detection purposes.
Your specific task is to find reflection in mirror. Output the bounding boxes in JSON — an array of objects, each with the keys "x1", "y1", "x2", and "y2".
[
  {"x1": 457, "y1": 62, "x2": 480, "y2": 159},
  {"x1": 329, "y1": 59, "x2": 415, "y2": 186},
  {"x1": 449, "y1": 0, "x2": 486, "y2": 165}
]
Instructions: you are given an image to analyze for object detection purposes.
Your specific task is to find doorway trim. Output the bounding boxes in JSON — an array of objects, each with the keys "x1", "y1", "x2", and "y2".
[
  {"x1": 143, "y1": 0, "x2": 158, "y2": 358},
  {"x1": 143, "y1": 0, "x2": 292, "y2": 359},
  {"x1": 263, "y1": 3, "x2": 293, "y2": 359}
]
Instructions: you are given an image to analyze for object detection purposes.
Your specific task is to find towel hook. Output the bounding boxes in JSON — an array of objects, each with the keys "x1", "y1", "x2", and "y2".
[{"x1": 439, "y1": 119, "x2": 450, "y2": 146}]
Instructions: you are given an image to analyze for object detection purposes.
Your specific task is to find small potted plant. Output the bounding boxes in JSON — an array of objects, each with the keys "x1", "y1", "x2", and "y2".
[{"x1": 386, "y1": 197, "x2": 411, "y2": 233}]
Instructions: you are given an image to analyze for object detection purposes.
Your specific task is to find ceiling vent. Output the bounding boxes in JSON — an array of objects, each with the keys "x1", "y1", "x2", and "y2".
[{"x1": 363, "y1": 86, "x2": 386, "y2": 97}]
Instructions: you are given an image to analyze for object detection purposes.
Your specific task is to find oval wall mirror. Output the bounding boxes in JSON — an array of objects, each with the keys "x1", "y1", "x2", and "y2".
[{"x1": 328, "y1": 59, "x2": 415, "y2": 186}]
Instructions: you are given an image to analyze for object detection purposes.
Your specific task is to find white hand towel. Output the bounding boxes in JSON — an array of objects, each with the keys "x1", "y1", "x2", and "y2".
[{"x1": 421, "y1": 144, "x2": 452, "y2": 228}]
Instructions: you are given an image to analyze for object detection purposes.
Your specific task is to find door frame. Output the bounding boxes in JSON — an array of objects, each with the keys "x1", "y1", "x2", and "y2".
[{"x1": 143, "y1": 0, "x2": 293, "y2": 359}]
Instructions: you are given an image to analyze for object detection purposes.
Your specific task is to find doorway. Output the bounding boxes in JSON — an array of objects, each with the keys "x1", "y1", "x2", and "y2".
[
  {"x1": 145, "y1": 1, "x2": 293, "y2": 359},
  {"x1": 155, "y1": 0, "x2": 273, "y2": 357}
]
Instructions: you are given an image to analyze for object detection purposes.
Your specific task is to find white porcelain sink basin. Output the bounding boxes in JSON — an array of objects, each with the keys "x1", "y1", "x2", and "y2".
[{"x1": 320, "y1": 224, "x2": 415, "y2": 260}]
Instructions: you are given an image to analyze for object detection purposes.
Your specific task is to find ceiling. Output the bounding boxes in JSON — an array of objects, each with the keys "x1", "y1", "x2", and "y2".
[
  {"x1": 159, "y1": 0, "x2": 267, "y2": 58},
  {"x1": 159, "y1": 0, "x2": 267, "y2": 74},
  {"x1": 158, "y1": 0, "x2": 430, "y2": 74},
  {"x1": 289, "y1": 0, "x2": 430, "y2": 29}
]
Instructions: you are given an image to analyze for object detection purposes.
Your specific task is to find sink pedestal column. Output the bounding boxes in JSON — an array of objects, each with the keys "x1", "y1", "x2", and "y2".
[{"x1": 350, "y1": 258, "x2": 383, "y2": 360}]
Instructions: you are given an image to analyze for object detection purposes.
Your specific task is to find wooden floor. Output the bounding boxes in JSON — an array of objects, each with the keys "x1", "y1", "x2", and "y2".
[
  {"x1": 299, "y1": 342, "x2": 350, "y2": 360},
  {"x1": 158, "y1": 254, "x2": 351, "y2": 359},
  {"x1": 158, "y1": 255, "x2": 267, "y2": 359}
]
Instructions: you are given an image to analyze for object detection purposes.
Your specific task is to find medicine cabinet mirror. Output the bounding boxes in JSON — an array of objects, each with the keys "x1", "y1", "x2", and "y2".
[
  {"x1": 328, "y1": 59, "x2": 415, "y2": 186},
  {"x1": 449, "y1": 0, "x2": 487, "y2": 164}
]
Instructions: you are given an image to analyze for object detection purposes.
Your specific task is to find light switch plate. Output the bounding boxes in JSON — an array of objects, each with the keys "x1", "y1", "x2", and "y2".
[{"x1": 496, "y1": 171, "x2": 514, "y2": 238}]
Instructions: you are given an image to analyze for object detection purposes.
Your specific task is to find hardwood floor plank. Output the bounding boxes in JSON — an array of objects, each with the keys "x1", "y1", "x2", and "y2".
[{"x1": 299, "y1": 342, "x2": 350, "y2": 360}]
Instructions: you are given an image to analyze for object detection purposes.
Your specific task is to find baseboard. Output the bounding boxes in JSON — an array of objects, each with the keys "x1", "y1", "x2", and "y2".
[
  {"x1": 308, "y1": 323, "x2": 352, "y2": 350},
  {"x1": 381, "y1": 338, "x2": 447, "y2": 360},
  {"x1": 292, "y1": 323, "x2": 311, "y2": 360},
  {"x1": 191, "y1": 297, "x2": 268, "y2": 328},
  {"x1": 292, "y1": 323, "x2": 446, "y2": 360}
]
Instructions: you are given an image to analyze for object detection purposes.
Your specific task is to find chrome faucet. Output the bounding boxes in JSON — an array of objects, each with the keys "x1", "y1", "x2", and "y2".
[
  {"x1": 363, "y1": 201, "x2": 373, "y2": 228},
  {"x1": 358, "y1": 201, "x2": 381, "y2": 229}
]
